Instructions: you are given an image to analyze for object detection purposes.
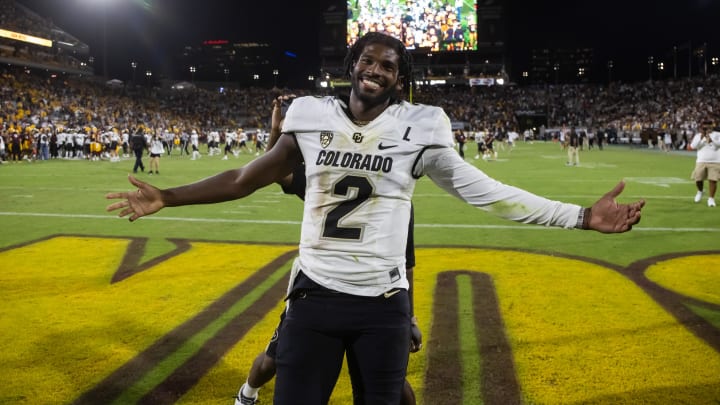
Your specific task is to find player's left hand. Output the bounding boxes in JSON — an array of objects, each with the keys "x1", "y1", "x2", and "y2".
[{"x1": 588, "y1": 181, "x2": 645, "y2": 233}]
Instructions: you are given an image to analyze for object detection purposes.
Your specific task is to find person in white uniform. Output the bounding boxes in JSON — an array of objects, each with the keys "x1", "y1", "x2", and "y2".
[
  {"x1": 690, "y1": 122, "x2": 720, "y2": 207},
  {"x1": 106, "y1": 32, "x2": 645, "y2": 405},
  {"x1": 190, "y1": 130, "x2": 201, "y2": 160}
]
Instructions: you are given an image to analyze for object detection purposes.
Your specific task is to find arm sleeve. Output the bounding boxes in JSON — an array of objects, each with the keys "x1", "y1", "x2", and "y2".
[
  {"x1": 282, "y1": 97, "x2": 326, "y2": 133},
  {"x1": 421, "y1": 147, "x2": 582, "y2": 228},
  {"x1": 709, "y1": 132, "x2": 720, "y2": 148},
  {"x1": 690, "y1": 134, "x2": 705, "y2": 150}
]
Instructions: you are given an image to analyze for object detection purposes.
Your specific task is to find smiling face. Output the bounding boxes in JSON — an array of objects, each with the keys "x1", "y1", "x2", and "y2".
[{"x1": 350, "y1": 43, "x2": 404, "y2": 108}]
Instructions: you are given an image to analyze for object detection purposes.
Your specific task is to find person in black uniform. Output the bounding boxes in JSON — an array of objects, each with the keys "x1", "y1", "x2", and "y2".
[{"x1": 129, "y1": 127, "x2": 147, "y2": 173}]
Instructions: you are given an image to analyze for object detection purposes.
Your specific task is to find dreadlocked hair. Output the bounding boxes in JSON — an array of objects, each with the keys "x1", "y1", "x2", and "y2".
[{"x1": 343, "y1": 32, "x2": 413, "y2": 95}]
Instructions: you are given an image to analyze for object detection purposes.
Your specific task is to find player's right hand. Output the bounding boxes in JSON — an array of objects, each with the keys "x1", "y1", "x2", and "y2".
[{"x1": 105, "y1": 175, "x2": 165, "y2": 222}]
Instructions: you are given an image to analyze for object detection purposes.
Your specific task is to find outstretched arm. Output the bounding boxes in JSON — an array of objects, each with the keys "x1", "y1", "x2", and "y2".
[
  {"x1": 106, "y1": 135, "x2": 301, "y2": 221},
  {"x1": 424, "y1": 148, "x2": 644, "y2": 233},
  {"x1": 584, "y1": 181, "x2": 645, "y2": 233}
]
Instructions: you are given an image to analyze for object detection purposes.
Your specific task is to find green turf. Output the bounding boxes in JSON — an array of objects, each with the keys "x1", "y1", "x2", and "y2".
[
  {"x1": 0, "y1": 142, "x2": 716, "y2": 264},
  {"x1": 688, "y1": 303, "x2": 720, "y2": 330}
]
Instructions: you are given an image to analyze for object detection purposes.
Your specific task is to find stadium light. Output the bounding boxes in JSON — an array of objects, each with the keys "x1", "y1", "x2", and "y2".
[
  {"x1": 130, "y1": 61, "x2": 137, "y2": 83},
  {"x1": 647, "y1": 56, "x2": 654, "y2": 81},
  {"x1": 189, "y1": 66, "x2": 196, "y2": 83},
  {"x1": 224, "y1": 68, "x2": 230, "y2": 82},
  {"x1": 88, "y1": 0, "x2": 118, "y2": 77},
  {"x1": 78, "y1": 0, "x2": 136, "y2": 78},
  {"x1": 273, "y1": 69, "x2": 279, "y2": 88},
  {"x1": 100, "y1": 1, "x2": 108, "y2": 78},
  {"x1": 607, "y1": 60, "x2": 614, "y2": 84}
]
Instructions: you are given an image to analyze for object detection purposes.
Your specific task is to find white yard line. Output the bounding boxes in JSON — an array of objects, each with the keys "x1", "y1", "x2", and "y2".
[
  {"x1": 0, "y1": 211, "x2": 301, "y2": 225},
  {"x1": 1, "y1": 212, "x2": 718, "y2": 232}
]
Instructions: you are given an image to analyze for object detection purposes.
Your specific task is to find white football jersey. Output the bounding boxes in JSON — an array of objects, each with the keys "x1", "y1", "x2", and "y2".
[
  {"x1": 283, "y1": 96, "x2": 582, "y2": 296},
  {"x1": 283, "y1": 96, "x2": 453, "y2": 296}
]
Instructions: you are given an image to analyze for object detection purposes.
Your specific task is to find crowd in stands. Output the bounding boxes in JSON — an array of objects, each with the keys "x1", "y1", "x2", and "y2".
[
  {"x1": 412, "y1": 76, "x2": 720, "y2": 145},
  {"x1": 1, "y1": 63, "x2": 719, "y2": 163}
]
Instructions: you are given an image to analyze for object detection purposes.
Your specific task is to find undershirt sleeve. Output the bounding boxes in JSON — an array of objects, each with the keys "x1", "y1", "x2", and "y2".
[{"x1": 280, "y1": 163, "x2": 307, "y2": 200}]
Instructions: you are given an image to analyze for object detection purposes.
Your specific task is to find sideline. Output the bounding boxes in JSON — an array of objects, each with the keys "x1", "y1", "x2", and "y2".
[{"x1": 1, "y1": 211, "x2": 719, "y2": 232}]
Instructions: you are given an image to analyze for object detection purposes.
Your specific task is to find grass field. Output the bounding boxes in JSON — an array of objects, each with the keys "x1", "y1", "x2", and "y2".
[{"x1": 1, "y1": 141, "x2": 719, "y2": 404}]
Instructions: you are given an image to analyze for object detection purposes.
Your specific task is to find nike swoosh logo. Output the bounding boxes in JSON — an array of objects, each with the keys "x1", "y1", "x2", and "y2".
[
  {"x1": 383, "y1": 289, "x2": 401, "y2": 298},
  {"x1": 378, "y1": 143, "x2": 398, "y2": 150}
]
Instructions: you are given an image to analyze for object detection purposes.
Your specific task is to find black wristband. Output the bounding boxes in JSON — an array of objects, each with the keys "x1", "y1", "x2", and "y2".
[
  {"x1": 582, "y1": 207, "x2": 591, "y2": 230},
  {"x1": 576, "y1": 207, "x2": 592, "y2": 230}
]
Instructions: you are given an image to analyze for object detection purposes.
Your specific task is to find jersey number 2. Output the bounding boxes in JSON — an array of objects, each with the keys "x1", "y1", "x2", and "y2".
[{"x1": 322, "y1": 175, "x2": 373, "y2": 240}]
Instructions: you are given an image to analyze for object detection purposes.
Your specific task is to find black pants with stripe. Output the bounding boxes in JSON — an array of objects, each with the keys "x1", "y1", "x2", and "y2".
[{"x1": 274, "y1": 271, "x2": 411, "y2": 405}]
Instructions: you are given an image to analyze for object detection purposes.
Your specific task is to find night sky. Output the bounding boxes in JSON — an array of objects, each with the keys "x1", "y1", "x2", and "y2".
[{"x1": 14, "y1": 0, "x2": 720, "y2": 83}]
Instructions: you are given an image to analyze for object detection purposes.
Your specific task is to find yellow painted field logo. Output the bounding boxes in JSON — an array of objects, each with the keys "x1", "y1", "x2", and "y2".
[{"x1": 1, "y1": 236, "x2": 719, "y2": 404}]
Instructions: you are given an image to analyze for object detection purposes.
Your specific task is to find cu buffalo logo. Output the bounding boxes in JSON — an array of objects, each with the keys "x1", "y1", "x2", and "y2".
[{"x1": 320, "y1": 131, "x2": 333, "y2": 148}]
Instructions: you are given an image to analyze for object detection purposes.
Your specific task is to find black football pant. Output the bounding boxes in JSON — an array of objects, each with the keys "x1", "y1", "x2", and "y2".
[
  {"x1": 274, "y1": 272, "x2": 410, "y2": 405},
  {"x1": 133, "y1": 149, "x2": 144, "y2": 172}
]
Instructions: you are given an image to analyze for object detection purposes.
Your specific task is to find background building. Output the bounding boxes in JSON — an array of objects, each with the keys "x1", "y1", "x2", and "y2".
[
  {"x1": 177, "y1": 40, "x2": 273, "y2": 88},
  {"x1": 526, "y1": 47, "x2": 594, "y2": 85},
  {"x1": 0, "y1": 0, "x2": 92, "y2": 77}
]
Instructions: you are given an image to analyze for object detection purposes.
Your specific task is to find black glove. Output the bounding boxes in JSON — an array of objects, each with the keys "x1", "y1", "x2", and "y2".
[{"x1": 409, "y1": 317, "x2": 423, "y2": 353}]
